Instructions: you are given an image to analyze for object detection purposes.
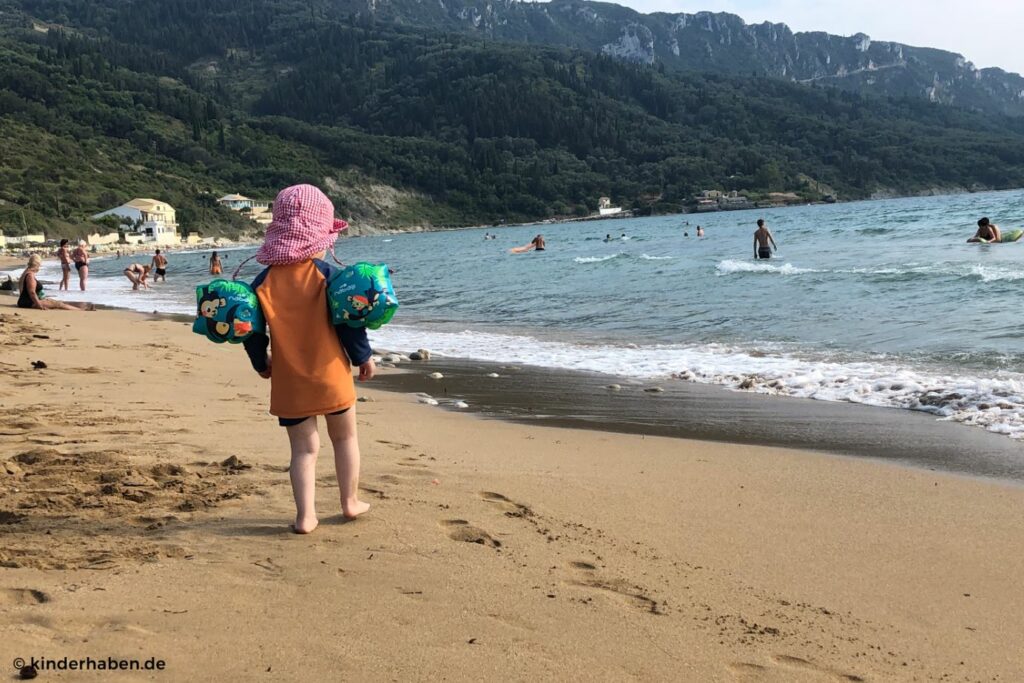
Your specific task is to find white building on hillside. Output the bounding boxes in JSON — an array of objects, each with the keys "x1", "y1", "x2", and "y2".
[
  {"x1": 218, "y1": 193, "x2": 272, "y2": 225},
  {"x1": 91, "y1": 198, "x2": 180, "y2": 245}
]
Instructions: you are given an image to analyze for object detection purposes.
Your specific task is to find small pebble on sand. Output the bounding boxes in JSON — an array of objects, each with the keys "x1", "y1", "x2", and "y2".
[{"x1": 429, "y1": 372, "x2": 444, "y2": 379}]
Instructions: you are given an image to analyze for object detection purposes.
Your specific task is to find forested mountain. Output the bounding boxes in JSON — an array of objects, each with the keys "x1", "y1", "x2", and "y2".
[
  {"x1": 319, "y1": 0, "x2": 1024, "y2": 117},
  {"x1": 2, "y1": 0, "x2": 1024, "y2": 237}
]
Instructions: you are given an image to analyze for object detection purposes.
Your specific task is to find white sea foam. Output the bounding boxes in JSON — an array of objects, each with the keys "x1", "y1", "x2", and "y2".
[
  {"x1": 37, "y1": 263, "x2": 194, "y2": 315},
  {"x1": 716, "y1": 259, "x2": 819, "y2": 275},
  {"x1": 640, "y1": 254, "x2": 674, "y2": 260},
  {"x1": 371, "y1": 324, "x2": 1024, "y2": 440},
  {"x1": 573, "y1": 254, "x2": 623, "y2": 264}
]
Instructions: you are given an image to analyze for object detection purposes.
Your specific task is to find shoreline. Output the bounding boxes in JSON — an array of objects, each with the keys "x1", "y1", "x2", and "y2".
[
  {"x1": 2, "y1": 302, "x2": 1023, "y2": 680},
  {"x1": 6, "y1": 271, "x2": 1024, "y2": 468},
  {"x1": 371, "y1": 355, "x2": 1024, "y2": 483}
]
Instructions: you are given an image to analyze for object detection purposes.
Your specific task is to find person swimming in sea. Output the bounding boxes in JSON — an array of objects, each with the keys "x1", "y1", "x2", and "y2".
[
  {"x1": 753, "y1": 218, "x2": 777, "y2": 259},
  {"x1": 968, "y1": 217, "x2": 1002, "y2": 243},
  {"x1": 696, "y1": 226, "x2": 705, "y2": 238},
  {"x1": 510, "y1": 234, "x2": 546, "y2": 253}
]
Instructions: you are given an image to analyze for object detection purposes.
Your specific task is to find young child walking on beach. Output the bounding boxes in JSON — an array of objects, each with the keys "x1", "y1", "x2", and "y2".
[{"x1": 241, "y1": 185, "x2": 376, "y2": 533}]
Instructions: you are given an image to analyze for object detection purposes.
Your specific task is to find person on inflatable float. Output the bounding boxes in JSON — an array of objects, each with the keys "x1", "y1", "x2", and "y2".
[
  {"x1": 969, "y1": 217, "x2": 1002, "y2": 243},
  {"x1": 239, "y1": 184, "x2": 376, "y2": 534}
]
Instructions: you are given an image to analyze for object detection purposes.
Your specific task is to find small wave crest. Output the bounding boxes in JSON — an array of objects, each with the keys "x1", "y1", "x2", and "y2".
[
  {"x1": 640, "y1": 254, "x2": 673, "y2": 260},
  {"x1": 371, "y1": 324, "x2": 1024, "y2": 440},
  {"x1": 716, "y1": 259, "x2": 818, "y2": 275},
  {"x1": 574, "y1": 254, "x2": 624, "y2": 264}
]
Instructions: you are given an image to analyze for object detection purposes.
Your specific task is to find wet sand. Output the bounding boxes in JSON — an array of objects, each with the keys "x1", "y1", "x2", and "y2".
[
  {"x1": 373, "y1": 356, "x2": 1024, "y2": 481},
  {"x1": 2, "y1": 303, "x2": 1023, "y2": 681}
]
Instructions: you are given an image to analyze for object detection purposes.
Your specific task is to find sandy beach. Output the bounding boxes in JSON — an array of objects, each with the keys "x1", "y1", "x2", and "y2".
[{"x1": 2, "y1": 302, "x2": 1023, "y2": 681}]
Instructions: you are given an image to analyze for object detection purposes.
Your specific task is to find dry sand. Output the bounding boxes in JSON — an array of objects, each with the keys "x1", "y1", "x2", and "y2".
[{"x1": 1, "y1": 302, "x2": 1023, "y2": 681}]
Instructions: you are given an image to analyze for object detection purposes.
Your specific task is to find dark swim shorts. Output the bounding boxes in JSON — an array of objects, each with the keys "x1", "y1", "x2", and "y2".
[
  {"x1": 156, "y1": 268, "x2": 166, "y2": 276},
  {"x1": 757, "y1": 247, "x2": 772, "y2": 259},
  {"x1": 74, "y1": 262, "x2": 86, "y2": 271},
  {"x1": 278, "y1": 407, "x2": 350, "y2": 428}
]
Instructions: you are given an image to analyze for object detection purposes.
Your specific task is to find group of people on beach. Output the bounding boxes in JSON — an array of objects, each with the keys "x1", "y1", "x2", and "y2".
[
  {"x1": 16, "y1": 242, "x2": 231, "y2": 310},
  {"x1": 16, "y1": 253, "x2": 93, "y2": 311}
]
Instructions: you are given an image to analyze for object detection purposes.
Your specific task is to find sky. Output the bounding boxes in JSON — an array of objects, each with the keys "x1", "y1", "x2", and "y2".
[{"x1": 612, "y1": 0, "x2": 1024, "y2": 75}]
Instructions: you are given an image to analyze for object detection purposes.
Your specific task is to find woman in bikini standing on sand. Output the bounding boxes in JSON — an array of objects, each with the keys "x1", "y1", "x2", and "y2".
[
  {"x1": 57, "y1": 239, "x2": 71, "y2": 291},
  {"x1": 71, "y1": 240, "x2": 89, "y2": 291}
]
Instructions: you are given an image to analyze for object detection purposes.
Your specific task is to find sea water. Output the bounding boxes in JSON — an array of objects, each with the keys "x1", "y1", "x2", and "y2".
[{"x1": 36, "y1": 189, "x2": 1024, "y2": 439}]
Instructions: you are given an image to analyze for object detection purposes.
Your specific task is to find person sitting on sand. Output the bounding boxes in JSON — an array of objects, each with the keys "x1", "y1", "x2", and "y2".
[
  {"x1": 754, "y1": 219, "x2": 778, "y2": 259},
  {"x1": 71, "y1": 240, "x2": 89, "y2": 291},
  {"x1": 209, "y1": 251, "x2": 223, "y2": 275},
  {"x1": 969, "y1": 217, "x2": 1003, "y2": 243},
  {"x1": 240, "y1": 184, "x2": 375, "y2": 534},
  {"x1": 123, "y1": 263, "x2": 151, "y2": 290},
  {"x1": 151, "y1": 249, "x2": 168, "y2": 282},
  {"x1": 17, "y1": 255, "x2": 93, "y2": 311}
]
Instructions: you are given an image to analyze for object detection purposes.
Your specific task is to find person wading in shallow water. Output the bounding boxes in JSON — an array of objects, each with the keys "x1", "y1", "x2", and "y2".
[
  {"x1": 57, "y1": 239, "x2": 71, "y2": 291},
  {"x1": 753, "y1": 219, "x2": 778, "y2": 259},
  {"x1": 151, "y1": 249, "x2": 168, "y2": 282},
  {"x1": 71, "y1": 240, "x2": 89, "y2": 291}
]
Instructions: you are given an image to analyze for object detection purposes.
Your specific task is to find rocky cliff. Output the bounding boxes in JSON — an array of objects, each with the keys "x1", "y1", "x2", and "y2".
[{"x1": 334, "y1": 0, "x2": 1024, "y2": 115}]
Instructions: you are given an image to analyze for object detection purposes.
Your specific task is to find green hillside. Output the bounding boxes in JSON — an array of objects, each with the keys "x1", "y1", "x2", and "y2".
[{"x1": 2, "y1": 0, "x2": 1024, "y2": 237}]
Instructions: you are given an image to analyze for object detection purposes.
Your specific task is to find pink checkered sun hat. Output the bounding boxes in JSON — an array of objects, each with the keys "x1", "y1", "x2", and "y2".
[{"x1": 254, "y1": 184, "x2": 348, "y2": 266}]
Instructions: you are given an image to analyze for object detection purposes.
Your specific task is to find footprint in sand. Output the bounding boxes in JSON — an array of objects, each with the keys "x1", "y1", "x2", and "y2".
[
  {"x1": 359, "y1": 485, "x2": 388, "y2": 499},
  {"x1": 479, "y1": 491, "x2": 534, "y2": 518},
  {"x1": 0, "y1": 588, "x2": 49, "y2": 606},
  {"x1": 376, "y1": 439, "x2": 412, "y2": 450},
  {"x1": 440, "y1": 520, "x2": 502, "y2": 548},
  {"x1": 565, "y1": 563, "x2": 662, "y2": 615},
  {"x1": 253, "y1": 558, "x2": 284, "y2": 575},
  {"x1": 727, "y1": 655, "x2": 864, "y2": 682}
]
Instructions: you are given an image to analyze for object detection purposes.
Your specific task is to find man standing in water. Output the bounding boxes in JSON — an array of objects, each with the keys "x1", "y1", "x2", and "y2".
[
  {"x1": 753, "y1": 219, "x2": 777, "y2": 259},
  {"x1": 151, "y1": 249, "x2": 168, "y2": 282}
]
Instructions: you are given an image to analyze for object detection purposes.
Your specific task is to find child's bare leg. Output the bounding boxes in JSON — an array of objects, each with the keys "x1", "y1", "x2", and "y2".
[
  {"x1": 325, "y1": 408, "x2": 369, "y2": 519},
  {"x1": 286, "y1": 417, "x2": 320, "y2": 533}
]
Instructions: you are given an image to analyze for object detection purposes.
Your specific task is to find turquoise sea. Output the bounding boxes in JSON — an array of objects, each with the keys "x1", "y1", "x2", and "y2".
[{"x1": 38, "y1": 188, "x2": 1024, "y2": 439}]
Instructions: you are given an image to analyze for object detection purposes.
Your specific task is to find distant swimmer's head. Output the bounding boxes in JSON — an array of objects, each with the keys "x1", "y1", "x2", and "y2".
[
  {"x1": 26, "y1": 253, "x2": 42, "y2": 272},
  {"x1": 684, "y1": 232, "x2": 689, "y2": 237},
  {"x1": 757, "y1": 219, "x2": 765, "y2": 227},
  {"x1": 978, "y1": 217, "x2": 991, "y2": 228}
]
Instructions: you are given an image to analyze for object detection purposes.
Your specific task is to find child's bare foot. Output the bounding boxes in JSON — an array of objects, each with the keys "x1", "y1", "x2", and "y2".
[
  {"x1": 342, "y1": 500, "x2": 370, "y2": 519},
  {"x1": 291, "y1": 515, "x2": 319, "y2": 534}
]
